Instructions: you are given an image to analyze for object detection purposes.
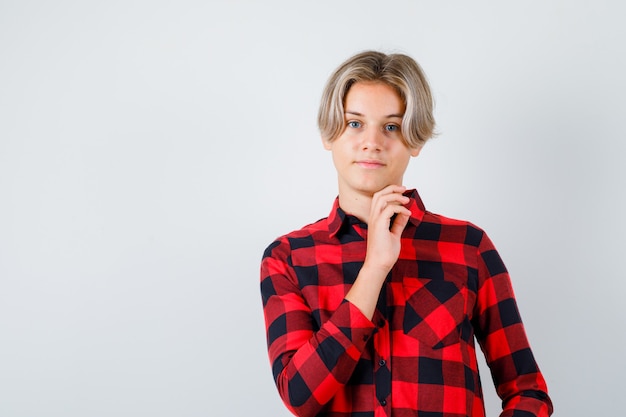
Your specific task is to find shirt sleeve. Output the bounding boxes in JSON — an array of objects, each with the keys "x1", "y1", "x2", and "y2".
[
  {"x1": 473, "y1": 232, "x2": 554, "y2": 417},
  {"x1": 260, "y1": 238, "x2": 376, "y2": 417}
]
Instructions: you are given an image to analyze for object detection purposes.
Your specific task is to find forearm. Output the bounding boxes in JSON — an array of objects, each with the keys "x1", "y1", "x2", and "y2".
[
  {"x1": 474, "y1": 235, "x2": 553, "y2": 416},
  {"x1": 344, "y1": 263, "x2": 389, "y2": 320},
  {"x1": 268, "y1": 299, "x2": 375, "y2": 416},
  {"x1": 498, "y1": 380, "x2": 553, "y2": 417},
  {"x1": 477, "y1": 292, "x2": 552, "y2": 416}
]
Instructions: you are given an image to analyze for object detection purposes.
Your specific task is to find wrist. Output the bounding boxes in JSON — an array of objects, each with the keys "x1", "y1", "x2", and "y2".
[
  {"x1": 362, "y1": 258, "x2": 393, "y2": 277},
  {"x1": 359, "y1": 261, "x2": 391, "y2": 283},
  {"x1": 346, "y1": 265, "x2": 387, "y2": 320}
]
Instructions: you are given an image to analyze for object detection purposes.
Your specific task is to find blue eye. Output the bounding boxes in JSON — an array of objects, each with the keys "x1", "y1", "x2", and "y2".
[
  {"x1": 385, "y1": 124, "x2": 399, "y2": 132},
  {"x1": 347, "y1": 121, "x2": 361, "y2": 128}
]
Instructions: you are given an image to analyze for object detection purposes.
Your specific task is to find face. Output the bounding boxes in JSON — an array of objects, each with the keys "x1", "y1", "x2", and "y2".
[{"x1": 323, "y1": 81, "x2": 421, "y2": 199}]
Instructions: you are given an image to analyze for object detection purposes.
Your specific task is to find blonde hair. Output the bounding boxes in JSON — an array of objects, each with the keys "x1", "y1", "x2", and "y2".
[{"x1": 317, "y1": 50, "x2": 436, "y2": 148}]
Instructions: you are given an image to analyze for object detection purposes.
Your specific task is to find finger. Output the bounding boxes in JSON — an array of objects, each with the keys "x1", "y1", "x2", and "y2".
[
  {"x1": 376, "y1": 204, "x2": 411, "y2": 229},
  {"x1": 373, "y1": 184, "x2": 406, "y2": 200},
  {"x1": 372, "y1": 193, "x2": 410, "y2": 214},
  {"x1": 381, "y1": 204, "x2": 411, "y2": 219},
  {"x1": 390, "y1": 211, "x2": 411, "y2": 236}
]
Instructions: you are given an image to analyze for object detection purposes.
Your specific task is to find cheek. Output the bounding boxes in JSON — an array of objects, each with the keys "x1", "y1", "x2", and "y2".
[
  {"x1": 394, "y1": 149, "x2": 412, "y2": 165},
  {"x1": 332, "y1": 144, "x2": 351, "y2": 163},
  {"x1": 330, "y1": 149, "x2": 346, "y2": 169},
  {"x1": 395, "y1": 154, "x2": 412, "y2": 175}
]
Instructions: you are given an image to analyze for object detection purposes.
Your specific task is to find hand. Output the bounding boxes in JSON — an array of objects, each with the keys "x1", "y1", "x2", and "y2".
[
  {"x1": 363, "y1": 185, "x2": 411, "y2": 275},
  {"x1": 344, "y1": 185, "x2": 411, "y2": 319}
]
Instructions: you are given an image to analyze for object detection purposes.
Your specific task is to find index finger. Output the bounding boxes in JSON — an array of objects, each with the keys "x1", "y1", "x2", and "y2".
[{"x1": 373, "y1": 184, "x2": 407, "y2": 198}]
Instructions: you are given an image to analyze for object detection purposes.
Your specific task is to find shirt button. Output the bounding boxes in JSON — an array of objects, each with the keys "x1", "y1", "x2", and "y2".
[
  {"x1": 379, "y1": 398, "x2": 387, "y2": 406},
  {"x1": 378, "y1": 359, "x2": 386, "y2": 367}
]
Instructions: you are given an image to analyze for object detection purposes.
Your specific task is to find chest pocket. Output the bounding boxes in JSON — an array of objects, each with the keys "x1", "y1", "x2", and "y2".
[{"x1": 402, "y1": 277, "x2": 467, "y2": 349}]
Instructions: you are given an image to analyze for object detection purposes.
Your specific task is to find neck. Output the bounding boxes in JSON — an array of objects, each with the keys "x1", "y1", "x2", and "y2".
[{"x1": 338, "y1": 191, "x2": 374, "y2": 224}]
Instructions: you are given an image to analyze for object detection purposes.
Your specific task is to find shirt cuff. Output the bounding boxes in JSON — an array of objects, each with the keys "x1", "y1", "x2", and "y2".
[{"x1": 329, "y1": 299, "x2": 377, "y2": 353}]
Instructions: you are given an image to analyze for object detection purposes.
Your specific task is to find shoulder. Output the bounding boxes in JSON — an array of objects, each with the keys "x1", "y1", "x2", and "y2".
[
  {"x1": 419, "y1": 210, "x2": 487, "y2": 248},
  {"x1": 262, "y1": 216, "x2": 330, "y2": 260}
]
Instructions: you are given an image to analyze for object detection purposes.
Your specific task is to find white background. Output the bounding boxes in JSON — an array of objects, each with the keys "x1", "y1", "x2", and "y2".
[{"x1": 1, "y1": 1, "x2": 624, "y2": 416}]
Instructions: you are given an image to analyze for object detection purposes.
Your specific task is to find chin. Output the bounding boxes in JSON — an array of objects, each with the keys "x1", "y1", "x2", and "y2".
[{"x1": 356, "y1": 183, "x2": 387, "y2": 196}]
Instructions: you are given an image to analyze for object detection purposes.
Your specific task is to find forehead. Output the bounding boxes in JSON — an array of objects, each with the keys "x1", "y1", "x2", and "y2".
[{"x1": 344, "y1": 81, "x2": 404, "y2": 114}]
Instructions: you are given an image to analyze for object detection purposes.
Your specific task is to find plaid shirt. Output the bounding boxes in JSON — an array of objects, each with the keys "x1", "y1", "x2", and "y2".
[{"x1": 261, "y1": 190, "x2": 552, "y2": 417}]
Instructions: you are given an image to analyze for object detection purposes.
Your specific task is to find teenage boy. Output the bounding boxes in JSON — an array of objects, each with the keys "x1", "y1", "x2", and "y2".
[{"x1": 261, "y1": 51, "x2": 552, "y2": 417}]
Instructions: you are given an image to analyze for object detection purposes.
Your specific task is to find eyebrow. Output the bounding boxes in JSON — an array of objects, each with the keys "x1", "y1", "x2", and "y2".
[{"x1": 345, "y1": 111, "x2": 404, "y2": 119}]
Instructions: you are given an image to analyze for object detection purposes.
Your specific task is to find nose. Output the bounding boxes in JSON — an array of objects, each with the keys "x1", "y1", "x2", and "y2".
[{"x1": 361, "y1": 126, "x2": 384, "y2": 151}]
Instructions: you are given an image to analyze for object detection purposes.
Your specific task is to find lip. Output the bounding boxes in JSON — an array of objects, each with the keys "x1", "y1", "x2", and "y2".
[{"x1": 355, "y1": 160, "x2": 386, "y2": 169}]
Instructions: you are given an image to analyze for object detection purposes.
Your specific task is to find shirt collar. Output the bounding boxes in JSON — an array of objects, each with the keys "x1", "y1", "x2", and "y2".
[{"x1": 328, "y1": 189, "x2": 426, "y2": 238}]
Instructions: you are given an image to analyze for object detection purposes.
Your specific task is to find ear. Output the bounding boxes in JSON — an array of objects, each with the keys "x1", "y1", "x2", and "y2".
[
  {"x1": 409, "y1": 145, "x2": 422, "y2": 157},
  {"x1": 322, "y1": 137, "x2": 333, "y2": 151}
]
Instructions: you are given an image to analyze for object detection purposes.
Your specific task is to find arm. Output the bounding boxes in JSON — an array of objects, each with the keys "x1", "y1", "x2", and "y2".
[
  {"x1": 473, "y1": 233, "x2": 553, "y2": 417},
  {"x1": 260, "y1": 186, "x2": 411, "y2": 416},
  {"x1": 261, "y1": 247, "x2": 375, "y2": 417}
]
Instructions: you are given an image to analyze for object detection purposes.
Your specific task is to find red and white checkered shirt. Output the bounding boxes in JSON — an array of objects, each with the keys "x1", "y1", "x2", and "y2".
[{"x1": 261, "y1": 190, "x2": 552, "y2": 417}]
